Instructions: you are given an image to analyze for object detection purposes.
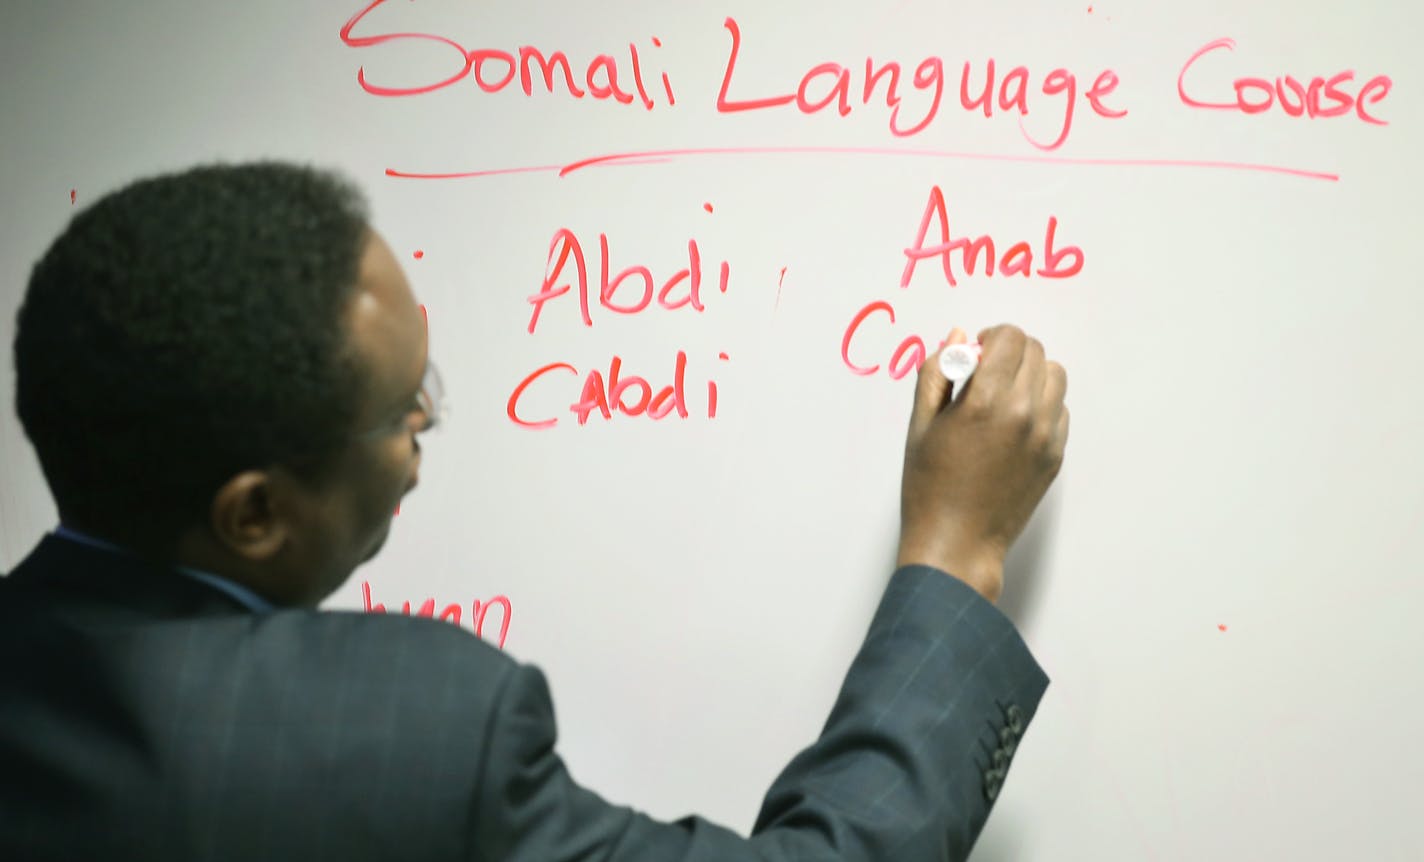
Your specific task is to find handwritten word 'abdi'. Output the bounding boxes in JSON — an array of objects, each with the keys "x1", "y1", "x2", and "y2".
[{"x1": 527, "y1": 230, "x2": 729, "y2": 335}]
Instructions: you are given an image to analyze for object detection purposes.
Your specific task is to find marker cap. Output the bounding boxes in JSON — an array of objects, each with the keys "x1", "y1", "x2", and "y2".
[{"x1": 938, "y1": 343, "x2": 981, "y2": 401}]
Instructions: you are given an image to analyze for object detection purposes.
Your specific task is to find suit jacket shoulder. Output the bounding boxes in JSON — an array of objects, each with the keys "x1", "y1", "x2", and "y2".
[
  {"x1": 0, "y1": 537, "x2": 518, "y2": 860},
  {"x1": 2, "y1": 538, "x2": 1048, "y2": 862}
]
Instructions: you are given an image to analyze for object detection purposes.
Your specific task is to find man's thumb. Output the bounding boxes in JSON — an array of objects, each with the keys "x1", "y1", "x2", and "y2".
[{"x1": 909, "y1": 327, "x2": 969, "y2": 438}]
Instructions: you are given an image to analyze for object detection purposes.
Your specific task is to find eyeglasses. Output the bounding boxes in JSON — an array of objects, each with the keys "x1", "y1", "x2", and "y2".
[
  {"x1": 279, "y1": 361, "x2": 445, "y2": 469},
  {"x1": 357, "y1": 359, "x2": 446, "y2": 441},
  {"x1": 408, "y1": 360, "x2": 446, "y2": 434}
]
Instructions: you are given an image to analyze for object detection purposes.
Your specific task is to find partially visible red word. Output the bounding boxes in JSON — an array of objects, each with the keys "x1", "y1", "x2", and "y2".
[
  {"x1": 507, "y1": 350, "x2": 728, "y2": 429},
  {"x1": 341, "y1": 0, "x2": 675, "y2": 108},
  {"x1": 1178, "y1": 38, "x2": 1392, "y2": 124},
  {"x1": 841, "y1": 300, "x2": 950, "y2": 380},
  {"x1": 717, "y1": 17, "x2": 1125, "y2": 151},
  {"x1": 901, "y1": 186, "x2": 1084, "y2": 289},
  {"x1": 527, "y1": 229, "x2": 730, "y2": 334},
  {"x1": 361, "y1": 581, "x2": 512, "y2": 649}
]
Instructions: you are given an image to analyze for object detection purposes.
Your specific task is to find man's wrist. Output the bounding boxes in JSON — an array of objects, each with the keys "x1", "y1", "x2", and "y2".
[{"x1": 895, "y1": 536, "x2": 1005, "y2": 603}]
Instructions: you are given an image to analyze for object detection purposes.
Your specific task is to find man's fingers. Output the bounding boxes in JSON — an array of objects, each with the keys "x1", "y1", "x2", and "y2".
[
  {"x1": 1043, "y1": 360, "x2": 1067, "y2": 412},
  {"x1": 973, "y1": 324, "x2": 1026, "y2": 397},
  {"x1": 1013, "y1": 336, "x2": 1047, "y2": 409},
  {"x1": 943, "y1": 328, "x2": 969, "y2": 348},
  {"x1": 909, "y1": 327, "x2": 967, "y2": 439},
  {"x1": 1051, "y1": 406, "x2": 1071, "y2": 466}
]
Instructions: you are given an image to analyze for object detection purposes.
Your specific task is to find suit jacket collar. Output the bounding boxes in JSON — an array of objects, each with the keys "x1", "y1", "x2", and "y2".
[{"x1": 5, "y1": 534, "x2": 258, "y2": 619}]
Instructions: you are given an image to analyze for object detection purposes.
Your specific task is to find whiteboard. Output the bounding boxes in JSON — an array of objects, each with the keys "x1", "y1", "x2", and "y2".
[{"x1": 2, "y1": 2, "x2": 1422, "y2": 858}]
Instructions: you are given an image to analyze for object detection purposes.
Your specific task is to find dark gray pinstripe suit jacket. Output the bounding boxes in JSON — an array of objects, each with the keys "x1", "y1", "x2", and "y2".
[{"x1": 0, "y1": 535, "x2": 1048, "y2": 861}]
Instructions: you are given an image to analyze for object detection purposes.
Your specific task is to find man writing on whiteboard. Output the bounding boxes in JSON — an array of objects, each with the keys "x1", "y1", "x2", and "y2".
[{"x1": 0, "y1": 163, "x2": 1068, "y2": 861}]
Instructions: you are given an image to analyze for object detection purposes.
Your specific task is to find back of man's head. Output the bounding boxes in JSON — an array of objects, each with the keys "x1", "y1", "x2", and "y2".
[{"x1": 14, "y1": 162, "x2": 370, "y2": 553}]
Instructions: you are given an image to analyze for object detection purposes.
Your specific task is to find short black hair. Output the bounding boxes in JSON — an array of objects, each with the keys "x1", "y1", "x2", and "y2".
[{"x1": 14, "y1": 162, "x2": 371, "y2": 549}]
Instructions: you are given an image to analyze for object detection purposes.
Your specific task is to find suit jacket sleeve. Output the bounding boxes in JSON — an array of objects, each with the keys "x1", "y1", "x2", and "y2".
[{"x1": 471, "y1": 565, "x2": 1049, "y2": 861}]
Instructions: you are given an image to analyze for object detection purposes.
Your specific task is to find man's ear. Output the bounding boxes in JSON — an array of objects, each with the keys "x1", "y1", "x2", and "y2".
[{"x1": 210, "y1": 471, "x2": 288, "y2": 561}]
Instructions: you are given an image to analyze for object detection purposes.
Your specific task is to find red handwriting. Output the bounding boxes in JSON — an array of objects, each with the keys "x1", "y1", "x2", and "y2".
[
  {"x1": 901, "y1": 186, "x2": 1083, "y2": 289},
  {"x1": 349, "y1": 8, "x2": 1380, "y2": 182},
  {"x1": 391, "y1": 146, "x2": 1338, "y2": 183},
  {"x1": 340, "y1": 0, "x2": 672, "y2": 108},
  {"x1": 717, "y1": 17, "x2": 1124, "y2": 150},
  {"x1": 846, "y1": 190, "x2": 1083, "y2": 377},
  {"x1": 507, "y1": 350, "x2": 727, "y2": 429},
  {"x1": 841, "y1": 300, "x2": 949, "y2": 379},
  {"x1": 527, "y1": 230, "x2": 730, "y2": 334},
  {"x1": 361, "y1": 581, "x2": 512, "y2": 649},
  {"x1": 1178, "y1": 38, "x2": 1392, "y2": 124}
]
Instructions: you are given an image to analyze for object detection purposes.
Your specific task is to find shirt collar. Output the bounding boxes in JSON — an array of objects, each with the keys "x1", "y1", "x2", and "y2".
[{"x1": 51, "y1": 524, "x2": 274, "y2": 614}]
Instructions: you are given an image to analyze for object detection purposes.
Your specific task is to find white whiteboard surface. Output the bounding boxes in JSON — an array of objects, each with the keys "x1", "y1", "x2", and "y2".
[{"x1": 3, "y1": 2, "x2": 1422, "y2": 859}]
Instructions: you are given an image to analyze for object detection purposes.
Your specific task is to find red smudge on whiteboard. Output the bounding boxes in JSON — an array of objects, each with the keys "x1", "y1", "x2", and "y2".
[
  {"x1": 703, "y1": 202, "x2": 714, "y2": 213},
  {"x1": 70, "y1": 189, "x2": 77, "y2": 205},
  {"x1": 1218, "y1": 624, "x2": 1228, "y2": 632},
  {"x1": 776, "y1": 266, "x2": 787, "y2": 308},
  {"x1": 413, "y1": 249, "x2": 425, "y2": 259},
  {"x1": 652, "y1": 36, "x2": 662, "y2": 47}
]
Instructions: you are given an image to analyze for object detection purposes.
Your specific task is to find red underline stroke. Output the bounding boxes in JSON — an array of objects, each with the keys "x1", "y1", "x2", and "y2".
[{"x1": 385, "y1": 145, "x2": 1340, "y2": 183}]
